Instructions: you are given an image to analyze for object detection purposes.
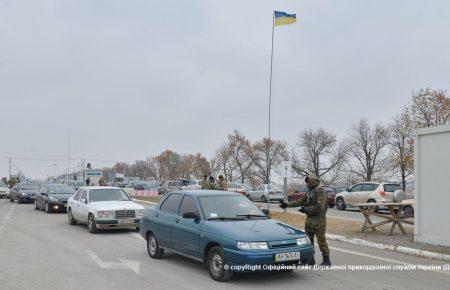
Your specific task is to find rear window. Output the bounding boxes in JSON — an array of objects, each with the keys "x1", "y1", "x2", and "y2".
[
  {"x1": 322, "y1": 187, "x2": 334, "y2": 192},
  {"x1": 384, "y1": 184, "x2": 401, "y2": 192},
  {"x1": 160, "y1": 193, "x2": 183, "y2": 214}
]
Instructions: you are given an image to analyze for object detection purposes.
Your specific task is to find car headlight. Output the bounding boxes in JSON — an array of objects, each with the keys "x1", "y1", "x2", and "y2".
[
  {"x1": 296, "y1": 237, "x2": 310, "y2": 246},
  {"x1": 48, "y1": 196, "x2": 59, "y2": 202},
  {"x1": 97, "y1": 210, "x2": 113, "y2": 218},
  {"x1": 237, "y1": 242, "x2": 269, "y2": 250},
  {"x1": 135, "y1": 209, "x2": 144, "y2": 218}
]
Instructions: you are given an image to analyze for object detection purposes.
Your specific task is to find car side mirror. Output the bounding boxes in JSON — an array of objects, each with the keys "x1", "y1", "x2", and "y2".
[
  {"x1": 182, "y1": 212, "x2": 199, "y2": 219},
  {"x1": 261, "y1": 209, "x2": 269, "y2": 216},
  {"x1": 80, "y1": 198, "x2": 87, "y2": 204}
]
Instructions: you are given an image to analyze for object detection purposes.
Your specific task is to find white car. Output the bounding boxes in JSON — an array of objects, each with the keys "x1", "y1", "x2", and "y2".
[
  {"x1": 181, "y1": 179, "x2": 202, "y2": 190},
  {"x1": 335, "y1": 182, "x2": 404, "y2": 212},
  {"x1": 67, "y1": 186, "x2": 145, "y2": 234},
  {"x1": 0, "y1": 181, "x2": 10, "y2": 198},
  {"x1": 247, "y1": 184, "x2": 284, "y2": 203},
  {"x1": 226, "y1": 182, "x2": 248, "y2": 195}
]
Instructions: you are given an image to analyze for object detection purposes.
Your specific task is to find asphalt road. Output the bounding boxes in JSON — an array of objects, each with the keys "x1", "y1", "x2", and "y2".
[{"x1": 0, "y1": 198, "x2": 448, "y2": 290}]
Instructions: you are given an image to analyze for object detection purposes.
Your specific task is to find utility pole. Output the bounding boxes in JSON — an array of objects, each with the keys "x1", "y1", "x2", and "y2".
[
  {"x1": 8, "y1": 157, "x2": 11, "y2": 179},
  {"x1": 67, "y1": 128, "x2": 71, "y2": 179}
]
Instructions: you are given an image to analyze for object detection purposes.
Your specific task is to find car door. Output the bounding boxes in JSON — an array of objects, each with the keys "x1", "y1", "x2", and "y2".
[
  {"x1": 77, "y1": 189, "x2": 90, "y2": 223},
  {"x1": 69, "y1": 189, "x2": 82, "y2": 218},
  {"x1": 153, "y1": 193, "x2": 183, "y2": 248},
  {"x1": 172, "y1": 195, "x2": 203, "y2": 257},
  {"x1": 361, "y1": 183, "x2": 378, "y2": 203},
  {"x1": 347, "y1": 184, "x2": 363, "y2": 204},
  {"x1": 37, "y1": 186, "x2": 46, "y2": 208}
]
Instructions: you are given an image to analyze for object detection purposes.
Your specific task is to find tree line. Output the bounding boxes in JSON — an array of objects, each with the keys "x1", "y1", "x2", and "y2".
[{"x1": 100, "y1": 88, "x2": 448, "y2": 190}]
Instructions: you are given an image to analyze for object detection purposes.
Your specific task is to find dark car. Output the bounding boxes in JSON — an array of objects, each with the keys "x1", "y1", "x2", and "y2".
[
  {"x1": 287, "y1": 186, "x2": 336, "y2": 208},
  {"x1": 35, "y1": 184, "x2": 76, "y2": 213},
  {"x1": 9, "y1": 183, "x2": 39, "y2": 204},
  {"x1": 140, "y1": 190, "x2": 314, "y2": 282}
]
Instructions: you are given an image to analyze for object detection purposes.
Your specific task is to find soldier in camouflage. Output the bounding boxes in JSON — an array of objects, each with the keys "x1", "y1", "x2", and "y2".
[
  {"x1": 280, "y1": 175, "x2": 331, "y2": 266},
  {"x1": 204, "y1": 176, "x2": 217, "y2": 190},
  {"x1": 217, "y1": 175, "x2": 228, "y2": 191},
  {"x1": 201, "y1": 175, "x2": 208, "y2": 189}
]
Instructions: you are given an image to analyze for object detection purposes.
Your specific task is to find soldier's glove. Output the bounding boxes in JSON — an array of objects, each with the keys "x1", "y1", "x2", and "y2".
[
  {"x1": 298, "y1": 207, "x2": 306, "y2": 213},
  {"x1": 279, "y1": 202, "x2": 288, "y2": 209}
]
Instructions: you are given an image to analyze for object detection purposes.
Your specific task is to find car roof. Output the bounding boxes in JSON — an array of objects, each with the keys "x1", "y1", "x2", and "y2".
[
  {"x1": 176, "y1": 190, "x2": 241, "y2": 197},
  {"x1": 79, "y1": 186, "x2": 121, "y2": 190}
]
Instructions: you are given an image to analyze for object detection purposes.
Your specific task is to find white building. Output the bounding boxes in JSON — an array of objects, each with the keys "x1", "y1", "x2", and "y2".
[{"x1": 414, "y1": 124, "x2": 450, "y2": 246}]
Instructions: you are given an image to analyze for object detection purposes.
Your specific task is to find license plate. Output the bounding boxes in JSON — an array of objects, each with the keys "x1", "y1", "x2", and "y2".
[
  {"x1": 118, "y1": 219, "x2": 134, "y2": 224},
  {"x1": 274, "y1": 252, "x2": 300, "y2": 262}
]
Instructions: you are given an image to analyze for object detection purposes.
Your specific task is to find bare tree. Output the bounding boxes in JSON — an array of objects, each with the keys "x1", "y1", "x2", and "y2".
[
  {"x1": 291, "y1": 128, "x2": 347, "y2": 183},
  {"x1": 156, "y1": 150, "x2": 182, "y2": 180},
  {"x1": 388, "y1": 109, "x2": 414, "y2": 190},
  {"x1": 213, "y1": 144, "x2": 236, "y2": 181},
  {"x1": 226, "y1": 130, "x2": 254, "y2": 183},
  {"x1": 251, "y1": 138, "x2": 286, "y2": 184},
  {"x1": 347, "y1": 119, "x2": 388, "y2": 181},
  {"x1": 410, "y1": 88, "x2": 449, "y2": 128}
]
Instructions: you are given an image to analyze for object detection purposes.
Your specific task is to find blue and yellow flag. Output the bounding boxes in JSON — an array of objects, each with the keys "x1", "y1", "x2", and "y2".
[{"x1": 274, "y1": 11, "x2": 296, "y2": 26}]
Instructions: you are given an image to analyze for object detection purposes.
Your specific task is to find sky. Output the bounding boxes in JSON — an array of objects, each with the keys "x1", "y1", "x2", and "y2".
[{"x1": 1, "y1": 0, "x2": 449, "y2": 179}]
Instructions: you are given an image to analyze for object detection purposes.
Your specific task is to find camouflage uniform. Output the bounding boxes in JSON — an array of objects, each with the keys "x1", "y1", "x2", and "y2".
[
  {"x1": 217, "y1": 177, "x2": 228, "y2": 191},
  {"x1": 204, "y1": 178, "x2": 217, "y2": 190},
  {"x1": 287, "y1": 176, "x2": 330, "y2": 258},
  {"x1": 201, "y1": 176, "x2": 208, "y2": 189}
]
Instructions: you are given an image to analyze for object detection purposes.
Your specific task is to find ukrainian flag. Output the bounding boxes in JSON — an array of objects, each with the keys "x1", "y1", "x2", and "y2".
[{"x1": 274, "y1": 11, "x2": 296, "y2": 26}]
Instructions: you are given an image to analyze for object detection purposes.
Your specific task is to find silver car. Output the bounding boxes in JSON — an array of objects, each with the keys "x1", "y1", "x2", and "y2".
[
  {"x1": 247, "y1": 184, "x2": 284, "y2": 203},
  {"x1": 0, "y1": 181, "x2": 10, "y2": 198}
]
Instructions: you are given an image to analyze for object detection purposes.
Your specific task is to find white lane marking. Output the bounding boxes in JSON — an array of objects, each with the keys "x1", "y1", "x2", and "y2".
[
  {"x1": 86, "y1": 250, "x2": 140, "y2": 274},
  {"x1": 329, "y1": 246, "x2": 450, "y2": 276},
  {"x1": 0, "y1": 204, "x2": 16, "y2": 236}
]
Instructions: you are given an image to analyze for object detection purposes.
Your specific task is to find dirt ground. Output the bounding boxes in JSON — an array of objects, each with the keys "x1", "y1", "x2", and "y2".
[{"x1": 270, "y1": 211, "x2": 450, "y2": 255}]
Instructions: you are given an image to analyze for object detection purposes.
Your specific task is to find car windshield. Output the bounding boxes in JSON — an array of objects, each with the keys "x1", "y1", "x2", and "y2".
[
  {"x1": 198, "y1": 195, "x2": 265, "y2": 220},
  {"x1": 89, "y1": 188, "x2": 131, "y2": 202},
  {"x1": 48, "y1": 185, "x2": 76, "y2": 194},
  {"x1": 21, "y1": 184, "x2": 38, "y2": 190}
]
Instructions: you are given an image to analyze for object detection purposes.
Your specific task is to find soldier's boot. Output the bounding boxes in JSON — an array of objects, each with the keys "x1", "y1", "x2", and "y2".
[
  {"x1": 320, "y1": 255, "x2": 331, "y2": 266},
  {"x1": 308, "y1": 256, "x2": 315, "y2": 265}
]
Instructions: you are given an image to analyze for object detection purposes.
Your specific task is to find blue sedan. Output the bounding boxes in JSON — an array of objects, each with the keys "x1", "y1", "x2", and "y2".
[{"x1": 139, "y1": 190, "x2": 314, "y2": 281}]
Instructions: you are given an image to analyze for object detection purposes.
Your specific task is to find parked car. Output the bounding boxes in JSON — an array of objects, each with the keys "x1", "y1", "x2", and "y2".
[
  {"x1": 66, "y1": 186, "x2": 145, "y2": 233},
  {"x1": 158, "y1": 180, "x2": 182, "y2": 195},
  {"x1": 139, "y1": 190, "x2": 314, "y2": 281},
  {"x1": 335, "y1": 182, "x2": 404, "y2": 212},
  {"x1": 35, "y1": 184, "x2": 76, "y2": 213},
  {"x1": 0, "y1": 181, "x2": 10, "y2": 199},
  {"x1": 247, "y1": 184, "x2": 284, "y2": 203},
  {"x1": 181, "y1": 179, "x2": 202, "y2": 190},
  {"x1": 327, "y1": 185, "x2": 347, "y2": 194},
  {"x1": 288, "y1": 186, "x2": 336, "y2": 207},
  {"x1": 10, "y1": 183, "x2": 39, "y2": 203},
  {"x1": 226, "y1": 182, "x2": 247, "y2": 195}
]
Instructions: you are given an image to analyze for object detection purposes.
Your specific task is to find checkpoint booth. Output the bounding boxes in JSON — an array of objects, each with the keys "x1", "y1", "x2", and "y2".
[{"x1": 414, "y1": 124, "x2": 450, "y2": 246}]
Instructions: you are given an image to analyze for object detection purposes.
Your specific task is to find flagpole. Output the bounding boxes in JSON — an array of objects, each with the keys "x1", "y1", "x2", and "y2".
[
  {"x1": 266, "y1": 11, "x2": 275, "y2": 213},
  {"x1": 268, "y1": 11, "x2": 275, "y2": 141}
]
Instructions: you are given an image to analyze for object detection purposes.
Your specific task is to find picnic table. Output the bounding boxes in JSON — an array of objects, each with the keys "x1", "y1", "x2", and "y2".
[{"x1": 355, "y1": 202, "x2": 414, "y2": 235}]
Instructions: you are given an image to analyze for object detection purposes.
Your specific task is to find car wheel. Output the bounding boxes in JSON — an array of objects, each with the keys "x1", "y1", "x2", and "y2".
[
  {"x1": 328, "y1": 203, "x2": 334, "y2": 208},
  {"x1": 207, "y1": 246, "x2": 232, "y2": 282},
  {"x1": 68, "y1": 209, "x2": 77, "y2": 225},
  {"x1": 88, "y1": 214, "x2": 98, "y2": 234},
  {"x1": 147, "y1": 233, "x2": 164, "y2": 259},
  {"x1": 336, "y1": 197, "x2": 346, "y2": 211},
  {"x1": 261, "y1": 195, "x2": 267, "y2": 203},
  {"x1": 403, "y1": 205, "x2": 414, "y2": 218},
  {"x1": 367, "y1": 199, "x2": 379, "y2": 213},
  {"x1": 17, "y1": 198, "x2": 22, "y2": 204},
  {"x1": 45, "y1": 202, "x2": 51, "y2": 213},
  {"x1": 34, "y1": 200, "x2": 39, "y2": 210}
]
